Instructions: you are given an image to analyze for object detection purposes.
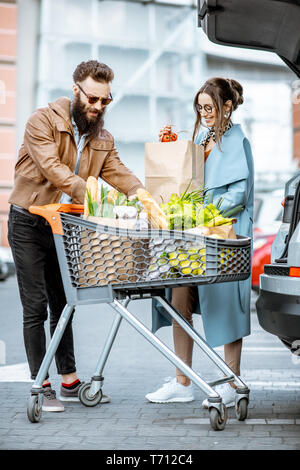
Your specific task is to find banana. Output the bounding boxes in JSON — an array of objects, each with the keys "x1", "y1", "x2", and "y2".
[{"x1": 206, "y1": 216, "x2": 233, "y2": 227}]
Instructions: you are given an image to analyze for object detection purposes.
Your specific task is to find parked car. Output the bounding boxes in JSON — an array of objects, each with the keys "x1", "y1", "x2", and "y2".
[
  {"x1": 0, "y1": 246, "x2": 15, "y2": 281},
  {"x1": 0, "y1": 257, "x2": 8, "y2": 281},
  {"x1": 252, "y1": 233, "x2": 276, "y2": 291},
  {"x1": 251, "y1": 191, "x2": 283, "y2": 291},
  {"x1": 253, "y1": 190, "x2": 283, "y2": 235},
  {"x1": 257, "y1": 172, "x2": 300, "y2": 350},
  {"x1": 198, "y1": 0, "x2": 300, "y2": 351}
]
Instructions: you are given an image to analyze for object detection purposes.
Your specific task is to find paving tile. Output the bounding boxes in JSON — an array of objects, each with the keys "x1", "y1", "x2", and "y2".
[{"x1": 1, "y1": 285, "x2": 300, "y2": 451}]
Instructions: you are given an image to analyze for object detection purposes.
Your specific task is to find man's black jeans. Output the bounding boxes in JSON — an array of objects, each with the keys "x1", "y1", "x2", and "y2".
[{"x1": 8, "y1": 205, "x2": 76, "y2": 380}]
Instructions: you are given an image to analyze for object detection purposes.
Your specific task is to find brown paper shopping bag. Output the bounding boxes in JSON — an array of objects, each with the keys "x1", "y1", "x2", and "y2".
[
  {"x1": 208, "y1": 224, "x2": 237, "y2": 240},
  {"x1": 145, "y1": 140, "x2": 204, "y2": 204},
  {"x1": 186, "y1": 223, "x2": 237, "y2": 240}
]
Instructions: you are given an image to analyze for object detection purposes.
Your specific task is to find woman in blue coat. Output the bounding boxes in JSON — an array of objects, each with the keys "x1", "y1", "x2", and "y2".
[{"x1": 146, "y1": 77, "x2": 254, "y2": 407}]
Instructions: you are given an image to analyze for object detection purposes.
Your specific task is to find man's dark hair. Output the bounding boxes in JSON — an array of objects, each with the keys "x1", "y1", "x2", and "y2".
[{"x1": 73, "y1": 60, "x2": 114, "y2": 84}]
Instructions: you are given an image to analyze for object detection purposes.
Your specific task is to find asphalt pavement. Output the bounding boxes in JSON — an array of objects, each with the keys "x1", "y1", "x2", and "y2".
[{"x1": 0, "y1": 276, "x2": 299, "y2": 451}]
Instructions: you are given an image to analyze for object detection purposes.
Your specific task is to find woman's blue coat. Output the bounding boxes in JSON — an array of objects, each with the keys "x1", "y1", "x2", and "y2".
[{"x1": 151, "y1": 124, "x2": 254, "y2": 347}]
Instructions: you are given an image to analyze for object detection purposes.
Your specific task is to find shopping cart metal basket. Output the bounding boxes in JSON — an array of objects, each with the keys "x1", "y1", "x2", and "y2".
[{"x1": 26, "y1": 203, "x2": 252, "y2": 430}]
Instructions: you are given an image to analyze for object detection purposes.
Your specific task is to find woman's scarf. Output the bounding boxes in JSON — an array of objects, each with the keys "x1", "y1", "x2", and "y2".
[{"x1": 199, "y1": 121, "x2": 233, "y2": 147}]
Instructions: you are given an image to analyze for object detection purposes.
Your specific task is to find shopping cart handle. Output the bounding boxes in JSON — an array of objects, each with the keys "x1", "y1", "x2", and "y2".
[{"x1": 29, "y1": 204, "x2": 84, "y2": 235}]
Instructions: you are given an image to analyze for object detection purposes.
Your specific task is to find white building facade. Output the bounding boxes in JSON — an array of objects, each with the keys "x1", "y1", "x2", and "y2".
[{"x1": 30, "y1": 0, "x2": 297, "y2": 188}]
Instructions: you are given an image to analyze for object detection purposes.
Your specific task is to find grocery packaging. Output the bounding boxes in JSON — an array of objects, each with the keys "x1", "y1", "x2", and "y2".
[
  {"x1": 78, "y1": 180, "x2": 150, "y2": 286},
  {"x1": 83, "y1": 178, "x2": 143, "y2": 229}
]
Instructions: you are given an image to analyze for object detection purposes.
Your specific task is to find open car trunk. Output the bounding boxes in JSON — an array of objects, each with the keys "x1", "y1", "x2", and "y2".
[{"x1": 198, "y1": 0, "x2": 300, "y2": 78}]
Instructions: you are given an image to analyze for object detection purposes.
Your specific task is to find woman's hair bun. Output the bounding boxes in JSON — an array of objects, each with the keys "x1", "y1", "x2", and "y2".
[{"x1": 227, "y1": 78, "x2": 244, "y2": 109}]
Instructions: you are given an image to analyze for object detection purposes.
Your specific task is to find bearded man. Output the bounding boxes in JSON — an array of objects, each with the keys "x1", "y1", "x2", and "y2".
[{"x1": 8, "y1": 60, "x2": 144, "y2": 412}]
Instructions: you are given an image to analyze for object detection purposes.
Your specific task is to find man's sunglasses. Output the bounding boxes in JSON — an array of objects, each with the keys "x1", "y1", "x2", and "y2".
[
  {"x1": 195, "y1": 104, "x2": 214, "y2": 114},
  {"x1": 76, "y1": 83, "x2": 113, "y2": 106}
]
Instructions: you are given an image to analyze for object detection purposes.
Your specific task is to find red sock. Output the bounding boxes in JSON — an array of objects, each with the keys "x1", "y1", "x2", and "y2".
[
  {"x1": 61, "y1": 379, "x2": 80, "y2": 389},
  {"x1": 42, "y1": 382, "x2": 51, "y2": 388}
]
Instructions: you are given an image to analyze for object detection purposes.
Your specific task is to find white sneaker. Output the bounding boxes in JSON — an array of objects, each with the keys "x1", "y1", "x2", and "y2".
[
  {"x1": 146, "y1": 378, "x2": 194, "y2": 403},
  {"x1": 202, "y1": 383, "x2": 236, "y2": 409}
]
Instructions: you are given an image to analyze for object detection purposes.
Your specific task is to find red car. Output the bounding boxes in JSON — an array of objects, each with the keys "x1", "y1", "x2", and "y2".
[
  {"x1": 252, "y1": 232, "x2": 276, "y2": 291},
  {"x1": 251, "y1": 191, "x2": 283, "y2": 291}
]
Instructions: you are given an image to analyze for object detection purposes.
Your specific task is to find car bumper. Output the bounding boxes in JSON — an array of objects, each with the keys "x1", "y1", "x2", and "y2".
[{"x1": 256, "y1": 273, "x2": 300, "y2": 344}]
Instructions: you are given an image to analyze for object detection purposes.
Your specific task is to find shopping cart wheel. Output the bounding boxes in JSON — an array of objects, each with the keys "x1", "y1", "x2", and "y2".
[
  {"x1": 78, "y1": 382, "x2": 103, "y2": 407},
  {"x1": 209, "y1": 404, "x2": 227, "y2": 431},
  {"x1": 235, "y1": 397, "x2": 248, "y2": 421},
  {"x1": 27, "y1": 394, "x2": 42, "y2": 423}
]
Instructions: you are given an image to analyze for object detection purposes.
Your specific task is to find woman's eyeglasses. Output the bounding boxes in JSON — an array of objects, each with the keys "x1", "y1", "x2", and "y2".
[
  {"x1": 76, "y1": 83, "x2": 113, "y2": 106},
  {"x1": 195, "y1": 104, "x2": 214, "y2": 114}
]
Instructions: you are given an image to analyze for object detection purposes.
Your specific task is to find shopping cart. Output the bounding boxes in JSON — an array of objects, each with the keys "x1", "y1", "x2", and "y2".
[{"x1": 26, "y1": 203, "x2": 251, "y2": 430}]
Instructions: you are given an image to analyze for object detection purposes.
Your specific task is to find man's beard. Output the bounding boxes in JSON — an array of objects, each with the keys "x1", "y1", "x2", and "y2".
[{"x1": 72, "y1": 94, "x2": 106, "y2": 139}]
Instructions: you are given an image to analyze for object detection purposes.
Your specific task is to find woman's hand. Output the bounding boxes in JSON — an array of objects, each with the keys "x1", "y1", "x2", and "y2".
[{"x1": 158, "y1": 124, "x2": 173, "y2": 142}]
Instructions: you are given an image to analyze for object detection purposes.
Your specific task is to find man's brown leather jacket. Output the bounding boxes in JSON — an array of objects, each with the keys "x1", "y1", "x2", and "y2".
[{"x1": 9, "y1": 97, "x2": 144, "y2": 209}]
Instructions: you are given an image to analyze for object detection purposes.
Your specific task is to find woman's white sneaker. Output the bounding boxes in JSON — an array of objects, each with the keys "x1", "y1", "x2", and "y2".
[
  {"x1": 146, "y1": 378, "x2": 194, "y2": 403},
  {"x1": 202, "y1": 383, "x2": 236, "y2": 409},
  {"x1": 202, "y1": 383, "x2": 236, "y2": 408}
]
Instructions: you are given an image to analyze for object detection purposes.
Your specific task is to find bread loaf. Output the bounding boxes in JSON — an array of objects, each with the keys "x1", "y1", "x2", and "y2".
[{"x1": 137, "y1": 188, "x2": 168, "y2": 229}]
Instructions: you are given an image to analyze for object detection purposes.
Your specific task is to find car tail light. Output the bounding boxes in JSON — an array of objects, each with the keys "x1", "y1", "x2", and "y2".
[
  {"x1": 281, "y1": 198, "x2": 286, "y2": 207},
  {"x1": 289, "y1": 267, "x2": 300, "y2": 277}
]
